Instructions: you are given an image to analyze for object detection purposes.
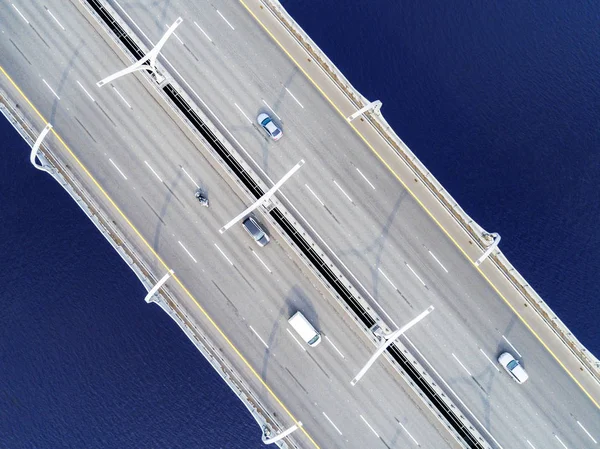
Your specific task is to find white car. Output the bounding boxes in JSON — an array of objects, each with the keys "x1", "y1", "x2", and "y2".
[
  {"x1": 498, "y1": 352, "x2": 529, "y2": 384},
  {"x1": 257, "y1": 113, "x2": 282, "y2": 141}
]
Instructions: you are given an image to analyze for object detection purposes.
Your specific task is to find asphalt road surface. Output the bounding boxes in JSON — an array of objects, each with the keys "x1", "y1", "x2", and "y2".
[{"x1": 1, "y1": 1, "x2": 599, "y2": 448}]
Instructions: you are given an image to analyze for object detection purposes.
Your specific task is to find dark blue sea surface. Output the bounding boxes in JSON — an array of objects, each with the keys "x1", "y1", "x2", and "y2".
[{"x1": 1, "y1": 0, "x2": 599, "y2": 447}]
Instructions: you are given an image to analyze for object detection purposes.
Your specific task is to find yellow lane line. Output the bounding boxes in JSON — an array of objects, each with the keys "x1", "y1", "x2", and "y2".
[
  {"x1": 240, "y1": 1, "x2": 600, "y2": 409},
  {"x1": 0, "y1": 64, "x2": 321, "y2": 447}
]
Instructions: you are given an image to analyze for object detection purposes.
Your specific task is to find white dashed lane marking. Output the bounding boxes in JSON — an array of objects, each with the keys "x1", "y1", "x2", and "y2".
[
  {"x1": 109, "y1": 158, "x2": 127, "y2": 180},
  {"x1": 249, "y1": 326, "x2": 269, "y2": 349},
  {"x1": 45, "y1": 7, "x2": 65, "y2": 30},
  {"x1": 216, "y1": 10, "x2": 235, "y2": 30},
  {"x1": 356, "y1": 167, "x2": 375, "y2": 190},
  {"x1": 76, "y1": 81, "x2": 95, "y2": 102},
  {"x1": 193, "y1": 21, "x2": 213, "y2": 42},
  {"x1": 333, "y1": 180, "x2": 353, "y2": 203},
  {"x1": 359, "y1": 415, "x2": 379, "y2": 438},
  {"x1": 452, "y1": 353, "x2": 472, "y2": 377},
  {"x1": 11, "y1": 4, "x2": 29, "y2": 24},
  {"x1": 305, "y1": 184, "x2": 324, "y2": 206},
  {"x1": 42, "y1": 79, "x2": 60, "y2": 100},
  {"x1": 285, "y1": 87, "x2": 304, "y2": 108},
  {"x1": 214, "y1": 243, "x2": 233, "y2": 266},
  {"x1": 322, "y1": 412, "x2": 343, "y2": 435},
  {"x1": 178, "y1": 241, "x2": 197, "y2": 263}
]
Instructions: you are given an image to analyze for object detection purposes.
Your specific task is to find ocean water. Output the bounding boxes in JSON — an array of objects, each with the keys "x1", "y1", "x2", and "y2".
[{"x1": 1, "y1": 0, "x2": 599, "y2": 447}]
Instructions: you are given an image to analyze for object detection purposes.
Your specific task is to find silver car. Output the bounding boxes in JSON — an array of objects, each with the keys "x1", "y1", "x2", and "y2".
[
  {"x1": 242, "y1": 216, "x2": 270, "y2": 247},
  {"x1": 498, "y1": 352, "x2": 529, "y2": 384},
  {"x1": 257, "y1": 113, "x2": 282, "y2": 141}
]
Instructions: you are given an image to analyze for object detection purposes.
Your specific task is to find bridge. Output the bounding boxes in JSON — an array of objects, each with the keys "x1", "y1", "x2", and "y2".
[{"x1": 1, "y1": 1, "x2": 599, "y2": 448}]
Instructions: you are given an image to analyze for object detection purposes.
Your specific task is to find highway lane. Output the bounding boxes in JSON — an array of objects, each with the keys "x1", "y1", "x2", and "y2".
[
  {"x1": 103, "y1": 0, "x2": 600, "y2": 447},
  {"x1": 0, "y1": 2, "x2": 460, "y2": 448}
]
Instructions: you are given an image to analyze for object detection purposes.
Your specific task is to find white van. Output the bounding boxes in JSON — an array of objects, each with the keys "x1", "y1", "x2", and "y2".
[{"x1": 288, "y1": 311, "x2": 321, "y2": 347}]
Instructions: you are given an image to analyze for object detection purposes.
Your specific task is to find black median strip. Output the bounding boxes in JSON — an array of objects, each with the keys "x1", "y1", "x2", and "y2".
[{"x1": 84, "y1": 2, "x2": 485, "y2": 447}]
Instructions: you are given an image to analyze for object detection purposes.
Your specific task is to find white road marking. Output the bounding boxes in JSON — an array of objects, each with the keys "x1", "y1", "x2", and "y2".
[
  {"x1": 234, "y1": 102, "x2": 252, "y2": 124},
  {"x1": 479, "y1": 348, "x2": 500, "y2": 372},
  {"x1": 405, "y1": 263, "x2": 426, "y2": 286},
  {"x1": 285, "y1": 87, "x2": 304, "y2": 108},
  {"x1": 76, "y1": 81, "x2": 95, "y2": 102},
  {"x1": 42, "y1": 79, "x2": 60, "y2": 100},
  {"x1": 452, "y1": 353, "x2": 472, "y2": 376},
  {"x1": 502, "y1": 335, "x2": 522, "y2": 358},
  {"x1": 577, "y1": 421, "x2": 597, "y2": 444},
  {"x1": 377, "y1": 267, "x2": 398, "y2": 291},
  {"x1": 214, "y1": 243, "x2": 233, "y2": 265},
  {"x1": 406, "y1": 337, "x2": 505, "y2": 449},
  {"x1": 193, "y1": 21, "x2": 213, "y2": 42},
  {"x1": 397, "y1": 422, "x2": 419, "y2": 446},
  {"x1": 252, "y1": 250, "x2": 272, "y2": 273},
  {"x1": 46, "y1": 8, "x2": 65, "y2": 30},
  {"x1": 322, "y1": 412, "x2": 343, "y2": 435},
  {"x1": 109, "y1": 158, "x2": 127, "y2": 180},
  {"x1": 305, "y1": 184, "x2": 324, "y2": 206},
  {"x1": 355, "y1": 167, "x2": 375, "y2": 190},
  {"x1": 428, "y1": 250, "x2": 448, "y2": 273},
  {"x1": 180, "y1": 166, "x2": 199, "y2": 188},
  {"x1": 262, "y1": 100, "x2": 281, "y2": 120},
  {"x1": 178, "y1": 241, "x2": 197, "y2": 263},
  {"x1": 333, "y1": 180, "x2": 353, "y2": 203},
  {"x1": 11, "y1": 4, "x2": 29, "y2": 24},
  {"x1": 164, "y1": 24, "x2": 183, "y2": 44},
  {"x1": 325, "y1": 336, "x2": 345, "y2": 359},
  {"x1": 554, "y1": 434, "x2": 568, "y2": 449},
  {"x1": 111, "y1": 0, "x2": 400, "y2": 332},
  {"x1": 359, "y1": 415, "x2": 379, "y2": 438},
  {"x1": 216, "y1": 10, "x2": 235, "y2": 30},
  {"x1": 526, "y1": 440, "x2": 536, "y2": 449},
  {"x1": 249, "y1": 325, "x2": 269, "y2": 349},
  {"x1": 144, "y1": 161, "x2": 163, "y2": 183},
  {"x1": 286, "y1": 328, "x2": 306, "y2": 351},
  {"x1": 112, "y1": 86, "x2": 132, "y2": 109}
]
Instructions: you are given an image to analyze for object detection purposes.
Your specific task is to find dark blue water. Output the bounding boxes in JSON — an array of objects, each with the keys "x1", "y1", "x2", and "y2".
[{"x1": 2, "y1": 0, "x2": 599, "y2": 446}]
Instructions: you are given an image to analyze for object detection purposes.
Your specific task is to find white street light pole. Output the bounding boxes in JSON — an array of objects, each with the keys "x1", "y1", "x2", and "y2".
[
  {"x1": 351, "y1": 306, "x2": 434, "y2": 386},
  {"x1": 219, "y1": 159, "x2": 305, "y2": 234},
  {"x1": 347, "y1": 100, "x2": 382, "y2": 122},
  {"x1": 96, "y1": 17, "x2": 183, "y2": 87},
  {"x1": 144, "y1": 269, "x2": 174, "y2": 304},
  {"x1": 30, "y1": 123, "x2": 53, "y2": 172},
  {"x1": 262, "y1": 421, "x2": 303, "y2": 445},
  {"x1": 475, "y1": 232, "x2": 501, "y2": 266}
]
